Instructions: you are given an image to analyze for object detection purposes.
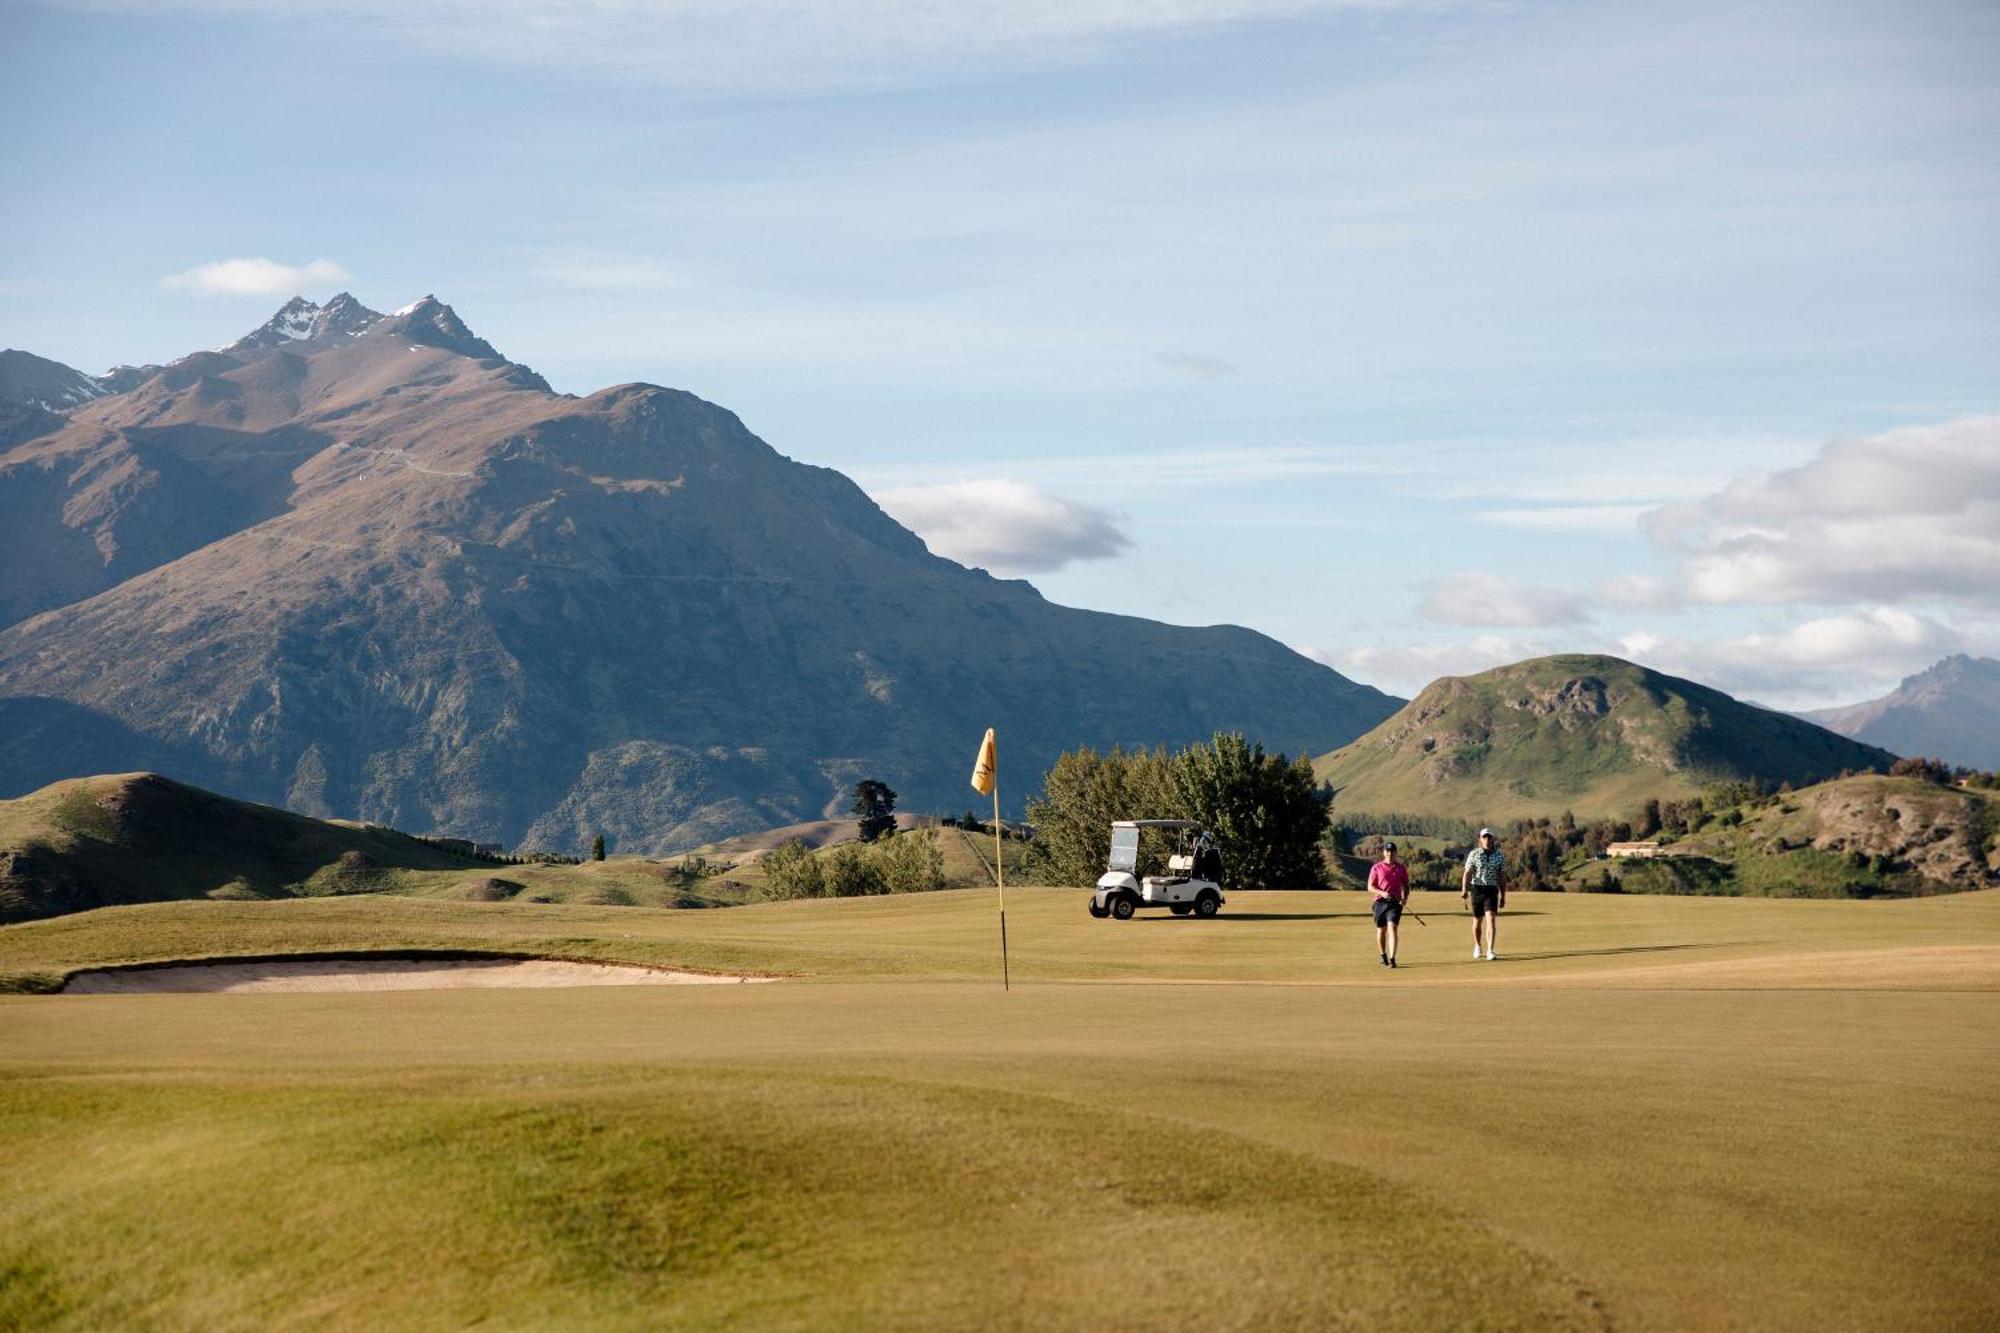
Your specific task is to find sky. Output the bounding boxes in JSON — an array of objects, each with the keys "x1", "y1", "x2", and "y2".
[{"x1": 4, "y1": 0, "x2": 1996, "y2": 709}]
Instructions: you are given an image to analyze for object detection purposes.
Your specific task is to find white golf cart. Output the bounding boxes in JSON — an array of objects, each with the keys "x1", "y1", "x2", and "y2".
[{"x1": 1088, "y1": 819, "x2": 1225, "y2": 920}]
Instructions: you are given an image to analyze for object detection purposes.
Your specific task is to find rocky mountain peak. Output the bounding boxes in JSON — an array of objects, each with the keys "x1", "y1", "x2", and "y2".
[
  {"x1": 382, "y1": 296, "x2": 498, "y2": 359},
  {"x1": 311, "y1": 292, "x2": 384, "y2": 338},
  {"x1": 223, "y1": 293, "x2": 384, "y2": 353}
]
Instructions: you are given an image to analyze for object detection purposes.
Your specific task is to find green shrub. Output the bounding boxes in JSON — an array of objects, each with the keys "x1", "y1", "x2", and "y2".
[
  {"x1": 877, "y1": 829, "x2": 946, "y2": 893},
  {"x1": 762, "y1": 839, "x2": 825, "y2": 900},
  {"x1": 821, "y1": 845, "x2": 887, "y2": 897}
]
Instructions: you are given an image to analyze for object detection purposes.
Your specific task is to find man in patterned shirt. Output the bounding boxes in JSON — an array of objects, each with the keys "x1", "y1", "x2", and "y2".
[{"x1": 1461, "y1": 827, "x2": 1507, "y2": 961}]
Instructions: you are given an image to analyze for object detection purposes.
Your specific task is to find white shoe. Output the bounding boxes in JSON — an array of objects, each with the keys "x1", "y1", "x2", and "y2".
[
  {"x1": 1472, "y1": 945, "x2": 1482, "y2": 960},
  {"x1": 1484, "y1": 951, "x2": 1496, "y2": 961}
]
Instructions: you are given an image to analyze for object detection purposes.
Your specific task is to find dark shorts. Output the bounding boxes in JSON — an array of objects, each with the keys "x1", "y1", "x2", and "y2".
[
  {"x1": 1371, "y1": 897, "x2": 1403, "y2": 926},
  {"x1": 1469, "y1": 888, "x2": 1501, "y2": 917}
]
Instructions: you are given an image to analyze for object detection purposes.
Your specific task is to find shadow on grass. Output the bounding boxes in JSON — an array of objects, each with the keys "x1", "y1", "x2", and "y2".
[{"x1": 1493, "y1": 942, "x2": 1718, "y2": 962}]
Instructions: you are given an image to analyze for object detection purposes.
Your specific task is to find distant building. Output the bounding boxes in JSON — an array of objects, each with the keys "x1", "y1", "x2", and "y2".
[
  {"x1": 1606, "y1": 841, "x2": 1682, "y2": 859},
  {"x1": 474, "y1": 843, "x2": 504, "y2": 857}
]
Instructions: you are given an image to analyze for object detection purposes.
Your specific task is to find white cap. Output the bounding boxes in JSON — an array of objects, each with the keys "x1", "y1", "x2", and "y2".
[{"x1": 1478, "y1": 827, "x2": 1495, "y2": 838}]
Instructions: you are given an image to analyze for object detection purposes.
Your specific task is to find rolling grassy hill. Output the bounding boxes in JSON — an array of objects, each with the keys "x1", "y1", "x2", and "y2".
[
  {"x1": 0, "y1": 772, "x2": 744, "y2": 923},
  {"x1": 1317, "y1": 654, "x2": 1894, "y2": 823},
  {"x1": 0, "y1": 772, "x2": 1036, "y2": 925}
]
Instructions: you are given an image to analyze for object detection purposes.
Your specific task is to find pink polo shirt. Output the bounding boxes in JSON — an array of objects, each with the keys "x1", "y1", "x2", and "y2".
[{"x1": 1368, "y1": 860, "x2": 1410, "y2": 902}]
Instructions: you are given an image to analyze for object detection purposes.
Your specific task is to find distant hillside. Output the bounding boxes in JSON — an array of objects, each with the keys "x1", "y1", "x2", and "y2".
[
  {"x1": 0, "y1": 295, "x2": 1398, "y2": 854},
  {"x1": 0, "y1": 772, "x2": 497, "y2": 923},
  {"x1": 1582, "y1": 774, "x2": 1999, "y2": 897},
  {"x1": 1317, "y1": 655, "x2": 1895, "y2": 822},
  {"x1": 1804, "y1": 655, "x2": 2000, "y2": 770}
]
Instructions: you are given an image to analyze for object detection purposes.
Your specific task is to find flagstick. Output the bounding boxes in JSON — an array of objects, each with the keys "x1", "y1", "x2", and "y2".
[{"x1": 994, "y1": 783, "x2": 1009, "y2": 991}]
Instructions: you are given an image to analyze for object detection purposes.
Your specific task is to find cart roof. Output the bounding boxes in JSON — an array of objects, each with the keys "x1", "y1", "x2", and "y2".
[{"x1": 1110, "y1": 819, "x2": 1202, "y2": 830}]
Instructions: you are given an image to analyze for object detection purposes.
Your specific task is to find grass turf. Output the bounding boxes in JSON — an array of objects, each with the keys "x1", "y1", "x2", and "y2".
[{"x1": 3, "y1": 889, "x2": 1997, "y2": 1330}]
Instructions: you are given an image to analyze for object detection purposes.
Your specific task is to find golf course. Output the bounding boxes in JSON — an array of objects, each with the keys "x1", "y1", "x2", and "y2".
[{"x1": 3, "y1": 887, "x2": 1996, "y2": 1331}]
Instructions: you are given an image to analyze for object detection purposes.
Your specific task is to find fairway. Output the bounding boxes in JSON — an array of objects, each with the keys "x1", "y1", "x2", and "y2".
[{"x1": 4, "y1": 890, "x2": 1998, "y2": 1331}]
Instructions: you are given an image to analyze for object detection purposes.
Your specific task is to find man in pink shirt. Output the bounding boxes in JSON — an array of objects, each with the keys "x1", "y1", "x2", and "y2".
[{"x1": 1368, "y1": 842, "x2": 1412, "y2": 969}]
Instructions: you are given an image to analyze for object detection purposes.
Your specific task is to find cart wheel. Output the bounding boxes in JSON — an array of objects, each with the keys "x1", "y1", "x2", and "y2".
[
  {"x1": 1088, "y1": 900, "x2": 1109, "y2": 919},
  {"x1": 1193, "y1": 890, "x2": 1221, "y2": 918},
  {"x1": 1111, "y1": 894, "x2": 1137, "y2": 920},
  {"x1": 1169, "y1": 904, "x2": 1192, "y2": 916}
]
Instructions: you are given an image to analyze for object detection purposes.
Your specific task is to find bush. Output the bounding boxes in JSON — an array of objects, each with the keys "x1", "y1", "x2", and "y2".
[
  {"x1": 876, "y1": 828, "x2": 946, "y2": 893},
  {"x1": 821, "y1": 845, "x2": 888, "y2": 897},
  {"x1": 762, "y1": 839, "x2": 825, "y2": 900}
]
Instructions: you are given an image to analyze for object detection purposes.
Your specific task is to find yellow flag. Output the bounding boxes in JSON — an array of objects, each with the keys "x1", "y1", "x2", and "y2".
[{"x1": 970, "y1": 727, "x2": 997, "y2": 795}]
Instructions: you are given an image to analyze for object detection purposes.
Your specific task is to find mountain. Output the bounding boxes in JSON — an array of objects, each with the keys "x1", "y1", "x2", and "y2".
[
  {"x1": 1803, "y1": 655, "x2": 2000, "y2": 771},
  {"x1": 0, "y1": 297, "x2": 1398, "y2": 853},
  {"x1": 1316, "y1": 654, "x2": 1895, "y2": 821},
  {"x1": 0, "y1": 348, "x2": 105, "y2": 413},
  {"x1": 0, "y1": 772, "x2": 500, "y2": 925}
]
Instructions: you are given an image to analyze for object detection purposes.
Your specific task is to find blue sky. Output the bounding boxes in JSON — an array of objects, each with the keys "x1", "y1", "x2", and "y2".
[{"x1": 5, "y1": 0, "x2": 1996, "y2": 707}]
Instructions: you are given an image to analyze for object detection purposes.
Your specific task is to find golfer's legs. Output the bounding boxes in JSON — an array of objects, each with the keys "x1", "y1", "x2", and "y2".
[
  {"x1": 1385, "y1": 919, "x2": 1398, "y2": 961},
  {"x1": 1376, "y1": 922, "x2": 1388, "y2": 955},
  {"x1": 1484, "y1": 909, "x2": 1497, "y2": 952}
]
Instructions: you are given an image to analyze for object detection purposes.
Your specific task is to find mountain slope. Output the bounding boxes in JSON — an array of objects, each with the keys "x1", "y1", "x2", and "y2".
[
  {"x1": 1804, "y1": 655, "x2": 2000, "y2": 770},
  {"x1": 0, "y1": 772, "x2": 500, "y2": 923},
  {"x1": 0, "y1": 349, "x2": 104, "y2": 413},
  {"x1": 0, "y1": 298, "x2": 1398, "y2": 852},
  {"x1": 1317, "y1": 654, "x2": 1894, "y2": 821}
]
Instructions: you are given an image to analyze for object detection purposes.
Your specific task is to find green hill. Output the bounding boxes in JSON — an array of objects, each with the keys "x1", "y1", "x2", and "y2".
[
  {"x1": 0, "y1": 773, "x2": 515, "y2": 923},
  {"x1": 1317, "y1": 655, "x2": 1895, "y2": 823}
]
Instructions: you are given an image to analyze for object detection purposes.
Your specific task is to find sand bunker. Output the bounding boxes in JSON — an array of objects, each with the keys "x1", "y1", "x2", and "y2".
[{"x1": 63, "y1": 957, "x2": 772, "y2": 994}]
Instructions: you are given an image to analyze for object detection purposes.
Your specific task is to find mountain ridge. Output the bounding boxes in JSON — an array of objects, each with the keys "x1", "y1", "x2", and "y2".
[
  {"x1": 1802, "y1": 655, "x2": 2000, "y2": 771},
  {"x1": 0, "y1": 297, "x2": 1399, "y2": 853}
]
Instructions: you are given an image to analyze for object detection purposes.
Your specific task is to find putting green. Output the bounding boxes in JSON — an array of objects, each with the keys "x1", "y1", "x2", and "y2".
[{"x1": 3, "y1": 889, "x2": 1997, "y2": 1330}]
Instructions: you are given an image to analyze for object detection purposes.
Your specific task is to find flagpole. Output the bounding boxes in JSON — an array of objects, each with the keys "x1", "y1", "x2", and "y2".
[{"x1": 994, "y1": 781, "x2": 1009, "y2": 991}]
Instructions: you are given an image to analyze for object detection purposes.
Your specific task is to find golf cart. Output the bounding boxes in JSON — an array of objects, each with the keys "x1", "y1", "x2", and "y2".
[{"x1": 1088, "y1": 819, "x2": 1225, "y2": 920}]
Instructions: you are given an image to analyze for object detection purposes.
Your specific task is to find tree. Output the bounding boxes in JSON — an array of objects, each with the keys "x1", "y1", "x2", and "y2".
[
  {"x1": 1025, "y1": 733, "x2": 1329, "y2": 889},
  {"x1": 590, "y1": 834, "x2": 606, "y2": 861},
  {"x1": 852, "y1": 779, "x2": 898, "y2": 843},
  {"x1": 1889, "y1": 756, "x2": 1954, "y2": 785}
]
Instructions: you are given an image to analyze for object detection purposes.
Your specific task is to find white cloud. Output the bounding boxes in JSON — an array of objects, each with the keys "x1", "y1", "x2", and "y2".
[
  {"x1": 1419, "y1": 571, "x2": 1591, "y2": 627},
  {"x1": 1478, "y1": 504, "x2": 1651, "y2": 533},
  {"x1": 161, "y1": 257, "x2": 351, "y2": 296},
  {"x1": 1609, "y1": 608, "x2": 1963, "y2": 710},
  {"x1": 872, "y1": 478, "x2": 1132, "y2": 575},
  {"x1": 1298, "y1": 635, "x2": 1560, "y2": 697},
  {"x1": 1647, "y1": 414, "x2": 2000, "y2": 609},
  {"x1": 92, "y1": 1, "x2": 1415, "y2": 91}
]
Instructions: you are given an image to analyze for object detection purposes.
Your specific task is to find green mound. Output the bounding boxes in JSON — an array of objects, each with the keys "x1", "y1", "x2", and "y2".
[
  {"x1": 1318, "y1": 655, "x2": 1893, "y2": 822},
  {"x1": 0, "y1": 1069, "x2": 1602, "y2": 1332},
  {"x1": 0, "y1": 773, "x2": 492, "y2": 923}
]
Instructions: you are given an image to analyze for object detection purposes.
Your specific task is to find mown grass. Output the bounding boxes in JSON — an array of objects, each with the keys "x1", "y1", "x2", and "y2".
[
  {"x1": 2, "y1": 890, "x2": 1997, "y2": 1330},
  {"x1": 0, "y1": 1065, "x2": 1604, "y2": 1332},
  {"x1": 4, "y1": 886, "x2": 1999, "y2": 992}
]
